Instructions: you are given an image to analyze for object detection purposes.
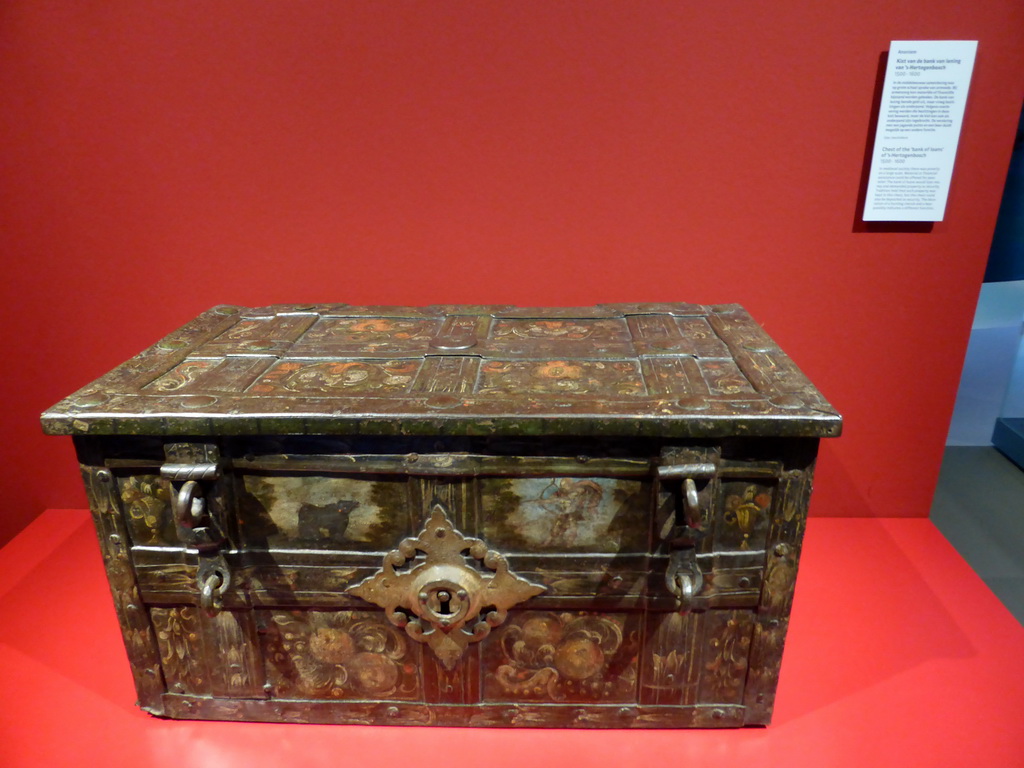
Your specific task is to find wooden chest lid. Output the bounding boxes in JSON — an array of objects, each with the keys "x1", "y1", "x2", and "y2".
[{"x1": 41, "y1": 303, "x2": 842, "y2": 438}]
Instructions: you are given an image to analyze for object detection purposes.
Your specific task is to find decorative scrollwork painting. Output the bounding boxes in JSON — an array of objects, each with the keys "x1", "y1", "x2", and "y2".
[
  {"x1": 483, "y1": 611, "x2": 640, "y2": 703},
  {"x1": 260, "y1": 610, "x2": 420, "y2": 700}
]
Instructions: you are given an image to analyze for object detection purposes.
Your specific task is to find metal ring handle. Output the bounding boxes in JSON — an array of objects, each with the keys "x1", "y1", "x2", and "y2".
[
  {"x1": 683, "y1": 477, "x2": 699, "y2": 521},
  {"x1": 173, "y1": 480, "x2": 206, "y2": 528},
  {"x1": 667, "y1": 571, "x2": 697, "y2": 602},
  {"x1": 665, "y1": 549, "x2": 703, "y2": 610},
  {"x1": 200, "y1": 571, "x2": 224, "y2": 613}
]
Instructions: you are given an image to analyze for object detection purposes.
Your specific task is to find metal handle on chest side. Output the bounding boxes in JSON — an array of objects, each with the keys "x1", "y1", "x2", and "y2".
[
  {"x1": 198, "y1": 557, "x2": 231, "y2": 614},
  {"x1": 161, "y1": 449, "x2": 230, "y2": 615},
  {"x1": 657, "y1": 462, "x2": 714, "y2": 537},
  {"x1": 666, "y1": 549, "x2": 703, "y2": 608},
  {"x1": 683, "y1": 477, "x2": 699, "y2": 522},
  {"x1": 658, "y1": 451, "x2": 718, "y2": 609},
  {"x1": 172, "y1": 480, "x2": 205, "y2": 528},
  {"x1": 161, "y1": 461, "x2": 224, "y2": 550},
  {"x1": 661, "y1": 491, "x2": 704, "y2": 610}
]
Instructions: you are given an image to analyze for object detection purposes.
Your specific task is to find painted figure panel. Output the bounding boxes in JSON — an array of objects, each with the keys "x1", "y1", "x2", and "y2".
[
  {"x1": 237, "y1": 474, "x2": 410, "y2": 550},
  {"x1": 480, "y1": 477, "x2": 651, "y2": 553}
]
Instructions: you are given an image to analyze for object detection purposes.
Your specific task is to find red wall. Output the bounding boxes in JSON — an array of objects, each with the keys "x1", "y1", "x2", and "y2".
[{"x1": 2, "y1": 3, "x2": 1022, "y2": 546}]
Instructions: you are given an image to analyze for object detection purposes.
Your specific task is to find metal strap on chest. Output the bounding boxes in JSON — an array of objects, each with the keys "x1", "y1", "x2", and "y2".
[
  {"x1": 658, "y1": 447, "x2": 719, "y2": 610},
  {"x1": 160, "y1": 444, "x2": 230, "y2": 614}
]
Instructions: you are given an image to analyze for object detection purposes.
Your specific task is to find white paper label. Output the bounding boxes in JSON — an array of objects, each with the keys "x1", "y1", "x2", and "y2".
[{"x1": 863, "y1": 40, "x2": 977, "y2": 222}]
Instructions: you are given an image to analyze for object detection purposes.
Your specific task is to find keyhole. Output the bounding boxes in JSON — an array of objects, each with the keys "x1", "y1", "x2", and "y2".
[{"x1": 437, "y1": 590, "x2": 452, "y2": 614}]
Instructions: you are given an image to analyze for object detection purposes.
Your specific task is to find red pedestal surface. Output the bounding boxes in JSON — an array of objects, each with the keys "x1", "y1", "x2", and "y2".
[{"x1": 1, "y1": 510, "x2": 1022, "y2": 767}]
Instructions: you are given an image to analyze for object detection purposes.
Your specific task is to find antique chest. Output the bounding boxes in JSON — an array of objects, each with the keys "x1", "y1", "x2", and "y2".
[{"x1": 42, "y1": 303, "x2": 841, "y2": 728}]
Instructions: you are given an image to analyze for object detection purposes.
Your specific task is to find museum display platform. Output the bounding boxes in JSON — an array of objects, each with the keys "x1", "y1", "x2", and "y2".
[{"x1": 2, "y1": 510, "x2": 1022, "y2": 766}]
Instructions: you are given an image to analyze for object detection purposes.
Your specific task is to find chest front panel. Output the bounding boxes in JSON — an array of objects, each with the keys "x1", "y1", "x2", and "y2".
[{"x1": 81, "y1": 434, "x2": 816, "y2": 727}]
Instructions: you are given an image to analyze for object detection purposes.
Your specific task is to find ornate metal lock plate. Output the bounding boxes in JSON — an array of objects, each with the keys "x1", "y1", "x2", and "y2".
[{"x1": 347, "y1": 503, "x2": 545, "y2": 670}]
